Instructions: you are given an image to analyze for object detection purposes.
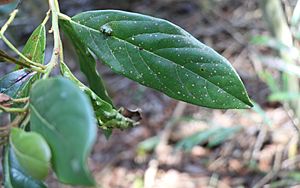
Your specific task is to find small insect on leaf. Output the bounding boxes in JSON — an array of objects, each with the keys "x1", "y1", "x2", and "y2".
[{"x1": 100, "y1": 25, "x2": 113, "y2": 36}]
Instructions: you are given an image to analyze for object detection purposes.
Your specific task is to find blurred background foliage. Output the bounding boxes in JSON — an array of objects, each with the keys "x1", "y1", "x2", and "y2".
[{"x1": 1, "y1": 0, "x2": 300, "y2": 187}]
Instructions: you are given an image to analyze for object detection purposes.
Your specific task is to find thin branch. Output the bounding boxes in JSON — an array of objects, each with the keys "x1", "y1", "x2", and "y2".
[
  {"x1": 11, "y1": 97, "x2": 29, "y2": 103},
  {"x1": 0, "y1": 34, "x2": 46, "y2": 69},
  {"x1": 0, "y1": 103, "x2": 28, "y2": 113},
  {"x1": 0, "y1": 9, "x2": 18, "y2": 34},
  {"x1": 43, "y1": 0, "x2": 62, "y2": 78},
  {"x1": 0, "y1": 9, "x2": 46, "y2": 71}
]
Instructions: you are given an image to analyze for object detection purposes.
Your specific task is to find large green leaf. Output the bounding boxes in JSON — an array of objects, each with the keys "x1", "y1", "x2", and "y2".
[
  {"x1": 3, "y1": 146, "x2": 47, "y2": 188},
  {"x1": 10, "y1": 128, "x2": 51, "y2": 180},
  {"x1": 60, "y1": 10, "x2": 252, "y2": 109},
  {"x1": 29, "y1": 77, "x2": 96, "y2": 186},
  {"x1": 21, "y1": 24, "x2": 46, "y2": 65},
  {"x1": 0, "y1": 69, "x2": 35, "y2": 97},
  {"x1": 60, "y1": 21, "x2": 113, "y2": 105}
]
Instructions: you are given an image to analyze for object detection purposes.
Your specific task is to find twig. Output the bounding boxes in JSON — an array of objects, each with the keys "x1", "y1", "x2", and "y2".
[
  {"x1": 156, "y1": 101, "x2": 187, "y2": 149},
  {"x1": 11, "y1": 97, "x2": 29, "y2": 103},
  {"x1": 282, "y1": 154, "x2": 300, "y2": 169},
  {"x1": 0, "y1": 9, "x2": 46, "y2": 71},
  {"x1": 0, "y1": 9, "x2": 18, "y2": 34},
  {"x1": 43, "y1": 0, "x2": 62, "y2": 78},
  {"x1": 0, "y1": 104, "x2": 27, "y2": 113},
  {"x1": 208, "y1": 173, "x2": 219, "y2": 188},
  {"x1": 143, "y1": 102, "x2": 187, "y2": 187},
  {"x1": 253, "y1": 146, "x2": 283, "y2": 188},
  {"x1": 144, "y1": 160, "x2": 158, "y2": 188},
  {"x1": 251, "y1": 123, "x2": 267, "y2": 161}
]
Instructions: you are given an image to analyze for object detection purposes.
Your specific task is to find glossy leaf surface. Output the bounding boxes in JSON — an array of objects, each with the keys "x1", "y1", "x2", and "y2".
[
  {"x1": 10, "y1": 128, "x2": 51, "y2": 180},
  {"x1": 30, "y1": 77, "x2": 96, "y2": 186},
  {"x1": 60, "y1": 21, "x2": 113, "y2": 105},
  {"x1": 3, "y1": 146, "x2": 47, "y2": 188},
  {"x1": 62, "y1": 10, "x2": 252, "y2": 109},
  {"x1": 0, "y1": 69, "x2": 35, "y2": 97}
]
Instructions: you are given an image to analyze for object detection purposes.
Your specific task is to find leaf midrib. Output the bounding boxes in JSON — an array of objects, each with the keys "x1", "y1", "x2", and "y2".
[
  {"x1": 31, "y1": 26, "x2": 44, "y2": 63},
  {"x1": 69, "y1": 19, "x2": 250, "y2": 106},
  {"x1": 11, "y1": 143, "x2": 47, "y2": 166}
]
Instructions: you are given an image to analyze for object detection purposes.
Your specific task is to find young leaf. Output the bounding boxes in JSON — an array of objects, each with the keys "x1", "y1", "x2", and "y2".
[
  {"x1": 0, "y1": 69, "x2": 35, "y2": 97},
  {"x1": 60, "y1": 21, "x2": 113, "y2": 105},
  {"x1": 21, "y1": 24, "x2": 46, "y2": 65},
  {"x1": 60, "y1": 62, "x2": 136, "y2": 130},
  {"x1": 10, "y1": 128, "x2": 51, "y2": 180},
  {"x1": 30, "y1": 77, "x2": 96, "y2": 186},
  {"x1": 15, "y1": 23, "x2": 46, "y2": 97},
  {"x1": 60, "y1": 10, "x2": 252, "y2": 109},
  {"x1": 3, "y1": 146, "x2": 47, "y2": 188}
]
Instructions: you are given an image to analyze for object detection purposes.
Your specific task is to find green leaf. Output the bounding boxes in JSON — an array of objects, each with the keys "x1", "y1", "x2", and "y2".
[
  {"x1": 137, "y1": 136, "x2": 160, "y2": 152},
  {"x1": 15, "y1": 23, "x2": 47, "y2": 97},
  {"x1": 0, "y1": 69, "x2": 35, "y2": 97},
  {"x1": 60, "y1": 10, "x2": 252, "y2": 109},
  {"x1": 10, "y1": 128, "x2": 51, "y2": 180},
  {"x1": 207, "y1": 127, "x2": 240, "y2": 148},
  {"x1": 292, "y1": 0, "x2": 300, "y2": 26},
  {"x1": 60, "y1": 62, "x2": 136, "y2": 131},
  {"x1": 60, "y1": 20, "x2": 113, "y2": 105},
  {"x1": 250, "y1": 35, "x2": 290, "y2": 52},
  {"x1": 268, "y1": 92, "x2": 300, "y2": 102},
  {"x1": 3, "y1": 146, "x2": 47, "y2": 188},
  {"x1": 176, "y1": 127, "x2": 240, "y2": 151},
  {"x1": 29, "y1": 77, "x2": 96, "y2": 186},
  {"x1": 21, "y1": 24, "x2": 46, "y2": 65}
]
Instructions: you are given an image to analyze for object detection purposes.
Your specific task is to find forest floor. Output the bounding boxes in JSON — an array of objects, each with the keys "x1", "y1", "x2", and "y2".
[{"x1": 1, "y1": 0, "x2": 300, "y2": 187}]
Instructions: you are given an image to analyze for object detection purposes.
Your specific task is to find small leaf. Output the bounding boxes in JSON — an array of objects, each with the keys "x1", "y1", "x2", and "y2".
[
  {"x1": 21, "y1": 24, "x2": 46, "y2": 65},
  {"x1": 137, "y1": 136, "x2": 160, "y2": 152},
  {"x1": 0, "y1": 69, "x2": 35, "y2": 97},
  {"x1": 10, "y1": 128, "x2": 51, "y2": 180},
  {"x1": 60, "y1": 62, "x2": 137, "y2": 131},
  {"x1": 176, "y1": 127, "x2": 240, "y2": 151},
  {"x1": 16, "y1": 23, "x2": 47, "y2": 96},
  {"x1": 207, "y1": 127, "x2": 240, "y2": 148},
  {"x1": 60, "y1": 10, "x2": 252, "y2": 109},
  {"x1": 60, "y1": 20, "x2": 113, "y2": 105},
  {"x1": 30, "y1": 77, "x2": 96, "y2": 186},
  {"x1": 3, "y1": 146, "x2": 47, "y2": 188}
]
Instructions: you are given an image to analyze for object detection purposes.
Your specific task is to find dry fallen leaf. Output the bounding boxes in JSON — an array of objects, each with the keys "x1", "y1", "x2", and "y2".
[
  {"x1": 0, "y1": 93, "x2": 11, "y2": 105},
  {"x1": 0, "y1": 0, "x2": 14, "y2": 5}
]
